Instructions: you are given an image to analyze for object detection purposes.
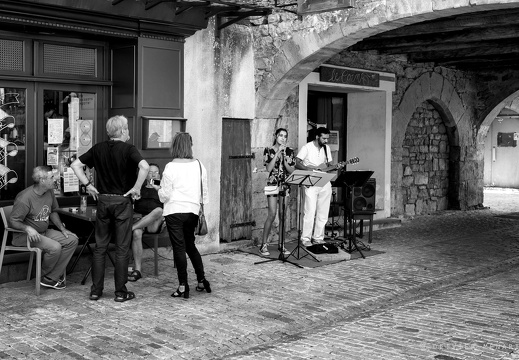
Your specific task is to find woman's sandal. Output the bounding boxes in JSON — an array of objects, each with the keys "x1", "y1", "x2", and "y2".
[
  {"x1": 114, "y1": 291, "x2": 135, "y2": 302},
  {"x1": 195, "y1": 279, "x2": 212, "y2": 293},
  {"x1": 171, "y1": 284, "x2": 189, "y2": 299},
  {"x1": 128, "y1": 270, "x2": 142, "y2": 282}
]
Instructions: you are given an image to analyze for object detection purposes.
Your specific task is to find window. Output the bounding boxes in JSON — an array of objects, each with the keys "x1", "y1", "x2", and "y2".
[{"x1": 142, "y1": 116, "x2": 186, "y2": 150}]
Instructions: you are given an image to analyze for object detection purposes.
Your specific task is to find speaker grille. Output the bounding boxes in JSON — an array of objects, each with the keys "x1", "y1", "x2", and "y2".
[
  {"x1": 362, "y1": 182, "x2": 375, "y2": 198},
  {"x1": 43, "y1": 44, "x2": 96, "y2": 77},
  {"x1": 0, "y1": 39, "x2": 24, "y2": 72},
  {"x1": 348, "y1": 178, "x2": 376, "y2": 213}
]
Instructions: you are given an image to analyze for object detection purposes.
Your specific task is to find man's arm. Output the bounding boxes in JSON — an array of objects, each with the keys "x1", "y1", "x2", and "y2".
[
  {"x1": 49, "y1": 212, "x2": 75, "y2": 239},
  {"x1": 71, "y1": 158, "x2": 99, "y2": 201},
  {"x1": 10, "y1": 203, "x2": 42, "y2": 243},
  {"x1": 123, "y1": 160, "x2": 150, "y2": 200},
  {"x1": 295, "y1": 158, "x2": 336, "y2": 172}
]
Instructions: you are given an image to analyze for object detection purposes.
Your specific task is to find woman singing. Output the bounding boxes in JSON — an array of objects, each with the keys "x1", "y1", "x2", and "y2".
[
  {"x1": 260, "y1": 128, "x2": 296, "y2": 257},
  {"x1": 158, "y1": 132, "x2": 211, "y2": 299}
]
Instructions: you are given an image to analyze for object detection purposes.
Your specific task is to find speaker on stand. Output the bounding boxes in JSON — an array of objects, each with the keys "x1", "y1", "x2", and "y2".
[
  {"x1": 347, "y1": 178, "x2": 376, "y2": 213},
  {"x1": 346, "y1": 178, "x2": 376, "y2": 251}
]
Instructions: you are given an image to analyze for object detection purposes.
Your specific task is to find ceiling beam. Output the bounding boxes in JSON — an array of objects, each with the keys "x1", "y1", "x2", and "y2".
[
  {"x1": 409, "y1": 44, "x2": 519, "y2": 63},
  {"x1": 352, "y1": 25, "x2": 519, "y2": 52},
  {"x1": 376, "y1": 38, "x2": 519, "y2": 57},
  {"x1": 368, "y1": 7, "x2": 519, "y2": 39}
]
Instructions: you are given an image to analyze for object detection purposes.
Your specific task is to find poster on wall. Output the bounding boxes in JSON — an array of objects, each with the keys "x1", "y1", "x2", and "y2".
[
  {"x1": 69, "y1": 96, "x2": 79, "y2": 151},
  {"x1": 47, "y1": 147, "x2": 58, "y2": 166},
  {"x1": 77, "y1": 119, "x2": 93, "y2": 158},
  {"x1": 63, "y1": 167, "x2": 79, "y2": 193},
  {"x1": 47, "y1": 118, "x2": 64, "y2": 144},
  {"x1": 328, "y1": 130, "x2": 339, "y2": 152}
]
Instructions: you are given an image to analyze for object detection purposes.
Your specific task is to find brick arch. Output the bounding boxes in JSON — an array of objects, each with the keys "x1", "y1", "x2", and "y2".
[
  {"x1": 393, "y1": 72, "x2": 462, "y2": 150},
  {"x1": 256, "y1": 0, "x2": 519, "y2": 119},
  {"x1": 391, "y1": 72, "x2": 465, "y2": 215}
]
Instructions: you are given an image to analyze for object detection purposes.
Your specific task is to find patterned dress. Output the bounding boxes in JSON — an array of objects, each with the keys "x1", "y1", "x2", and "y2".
[{"x1": 263, "y1": 147, "x2": 296, "y2": 189}]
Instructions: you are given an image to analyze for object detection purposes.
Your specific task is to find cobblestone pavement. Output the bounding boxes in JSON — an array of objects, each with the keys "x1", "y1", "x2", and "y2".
[{"x1": 1, "y1": 189, "x2": 519, "y2": 359}]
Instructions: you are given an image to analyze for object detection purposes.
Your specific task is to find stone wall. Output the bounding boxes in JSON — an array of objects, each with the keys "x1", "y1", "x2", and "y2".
[{"x1": 402, "y1": 102, "x2": 450, "y2": 216}]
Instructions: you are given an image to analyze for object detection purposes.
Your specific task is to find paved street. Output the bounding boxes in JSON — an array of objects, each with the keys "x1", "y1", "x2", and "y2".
[{"x1": 1, "y1": 188, "x2": 519, "y2": 359}]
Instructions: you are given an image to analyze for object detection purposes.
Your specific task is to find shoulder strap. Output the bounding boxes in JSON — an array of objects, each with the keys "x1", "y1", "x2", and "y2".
[{"x1": 197, "y1": 159, "x2": 203, "y2": 205}]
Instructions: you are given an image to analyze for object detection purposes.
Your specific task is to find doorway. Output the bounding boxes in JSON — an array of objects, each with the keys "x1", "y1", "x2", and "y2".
[
  {"x1": 307, "y1": 91, "x2": 348, "y2": 210},
  {"x1": 0, "y1": 81, "x2": 104, "y2": 202},
  {"x1": 219, "y1": 118, "x2": 253, "y2": 242}
]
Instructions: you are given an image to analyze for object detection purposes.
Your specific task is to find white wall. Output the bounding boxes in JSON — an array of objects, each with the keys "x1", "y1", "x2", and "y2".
[
  {"x1": 484, "y1": 118, "x2": 519, "y2": 188},
  {"x1": 348, "y1": 92, "x2": 387, "y2": 213},
  {"x1": 184, "y1": 20, "x2": 255, "y2": 253}
]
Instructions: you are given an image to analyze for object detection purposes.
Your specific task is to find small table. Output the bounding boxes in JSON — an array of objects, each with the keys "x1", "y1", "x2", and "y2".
[{"x1": 56, "y1": 206, "x2": 115, "y2": 285}]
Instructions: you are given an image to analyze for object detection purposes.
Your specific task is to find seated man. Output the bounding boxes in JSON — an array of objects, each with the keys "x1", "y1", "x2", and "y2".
[
  {"x1": 10, "y1": 166, "x2": 78, "y2": 290},
  {"x1": 128, "y1": 163, "x2": 164, "y2": 281}
]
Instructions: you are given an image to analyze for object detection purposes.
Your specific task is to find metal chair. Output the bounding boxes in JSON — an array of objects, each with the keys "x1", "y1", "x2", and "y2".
[
  {"x1": 0, "y1": 205, "x2": 43, "y2": 295},
  {"x1": 142, "y1": 232, "x2": 160, "y2": 276}
]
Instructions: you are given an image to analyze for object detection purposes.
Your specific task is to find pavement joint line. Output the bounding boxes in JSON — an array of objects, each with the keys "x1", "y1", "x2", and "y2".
[{"x1": 218, "y1": 254, "x2": 519, "y2": 360}]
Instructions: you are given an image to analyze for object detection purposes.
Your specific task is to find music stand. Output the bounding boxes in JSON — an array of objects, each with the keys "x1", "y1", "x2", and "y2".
[
  {"x1": 285, "y1": 170, "x2": 336, "y2": 264},
  {"x1": 254, "y1": 185, "x2": 302, "y2": 268},
  {"x1": 335, "y1": 170, "x2": 374, "y2": 258}
]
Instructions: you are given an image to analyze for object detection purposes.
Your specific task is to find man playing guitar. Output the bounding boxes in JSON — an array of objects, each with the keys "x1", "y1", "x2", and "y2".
[{"x1": 295, "y1": 126, "x2": 343, "y2": 247}]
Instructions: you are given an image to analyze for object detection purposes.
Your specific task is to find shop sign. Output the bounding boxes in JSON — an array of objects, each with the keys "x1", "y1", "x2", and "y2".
[{"x1": 320, "y1": 66, "x2": 380, "y2": 88}]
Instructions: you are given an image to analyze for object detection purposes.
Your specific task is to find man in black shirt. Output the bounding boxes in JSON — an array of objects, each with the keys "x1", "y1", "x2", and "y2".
[{"x1": 71, "y1": 115, "x2": 149, "y2": 302}]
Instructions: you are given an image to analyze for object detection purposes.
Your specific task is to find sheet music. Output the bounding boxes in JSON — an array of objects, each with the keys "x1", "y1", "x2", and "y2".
[{"x1": 285, "y1": 170, "x2": 335, "y2": 187}]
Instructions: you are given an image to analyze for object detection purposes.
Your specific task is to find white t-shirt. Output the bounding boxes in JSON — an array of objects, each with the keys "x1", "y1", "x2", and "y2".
[
  {"x1": 296, "y1": 142, "x2": 332, "y2": 168},
  {"x1": 158, "y1": 160, "x2": 208, "y2": 216}
]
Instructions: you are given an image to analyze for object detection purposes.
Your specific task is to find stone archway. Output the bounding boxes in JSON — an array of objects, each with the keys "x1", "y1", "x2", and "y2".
[
  {"x1": 255, "y1": 1, "x2": 519, "y2": 119},
  {"x1": 392, "y1": 72, "x2": 466, "y2": 216},
  {"x1": 477, "y1": 90, "x2": 519, "y2": 189}
]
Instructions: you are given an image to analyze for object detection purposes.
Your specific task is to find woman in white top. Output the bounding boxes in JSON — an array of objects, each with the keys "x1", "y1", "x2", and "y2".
[{"x1": 158, "y1": 132, "x2": 211, "y2": 299}]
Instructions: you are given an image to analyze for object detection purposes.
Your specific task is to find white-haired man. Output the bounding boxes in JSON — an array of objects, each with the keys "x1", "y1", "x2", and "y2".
[
  {"x1": 10, "y1": 166, "x2": 78, "y2": 289},
  {"x1": 71, "y1": 115, "x2": 149, "y2": 302}
]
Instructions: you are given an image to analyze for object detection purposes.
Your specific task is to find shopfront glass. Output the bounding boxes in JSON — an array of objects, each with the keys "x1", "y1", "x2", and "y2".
[
  {"x1": 0, "y1": 87, "x2": 25, "y2": 200},
  {"x1": 0, "y1": 85, "x2": 98, "y2": 201},
  {"x1": 43, "y1": 89, "x2": 96, "y2": 197}
]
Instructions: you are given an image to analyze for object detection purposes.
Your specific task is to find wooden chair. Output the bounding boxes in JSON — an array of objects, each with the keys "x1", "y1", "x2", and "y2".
[{"x1": 0, "y1": 205, "x2": 43, "y2": 295}]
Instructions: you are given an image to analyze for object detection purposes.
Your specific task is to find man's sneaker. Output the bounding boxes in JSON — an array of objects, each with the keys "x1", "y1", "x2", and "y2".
[
  {"x1": 259, "y1": 244, "x2": 270, "y2": 256},
  {"x1": 278, "y1": 246, "x2": 290, "y2": 256},
  {"x1": 57, "y1": 276, "x2": 66, "y2": 288},
  {"x1": 312, "y1": 238, "x2": 326, "y2": 245},
  {"x1": 301, "y1": 239, "x2": 312, "y2": 247},
  {"x1": 40, "y1": 277, "x2": 66, "y2": 290}
]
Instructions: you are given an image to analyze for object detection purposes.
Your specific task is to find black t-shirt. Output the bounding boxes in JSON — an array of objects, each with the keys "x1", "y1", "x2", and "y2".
[{"x1": 79, "y1": 140, "x2": 144, "y2": 194}]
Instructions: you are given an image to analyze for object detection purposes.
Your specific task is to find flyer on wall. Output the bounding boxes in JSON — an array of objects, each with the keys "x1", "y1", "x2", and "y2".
[
  {"x1": 47, "y1": 147, "x2": 58, "y2": 166},
  {"x1": 63, "y1": 167, "x2": 79, "y2": 193},
  {"x1": 48, "y1": 118, "x2": 64, "y2": 145}
]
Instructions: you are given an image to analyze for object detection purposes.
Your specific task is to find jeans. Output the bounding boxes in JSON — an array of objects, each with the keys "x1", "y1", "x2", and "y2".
[
  {"x1": 91, "y1": 195, "x2": 133, "y2": 297},
  {"x1": 165, "y1": 213, "x2": 205, "y2": 285},
  {"x1": 13, "y1": 229, "x2": 78, "y2": 282}
]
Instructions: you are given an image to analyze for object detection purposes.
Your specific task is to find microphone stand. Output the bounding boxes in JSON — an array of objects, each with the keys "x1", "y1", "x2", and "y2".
[{"x1": 255, "y1": 145, "x2": 302, "y2": 268}]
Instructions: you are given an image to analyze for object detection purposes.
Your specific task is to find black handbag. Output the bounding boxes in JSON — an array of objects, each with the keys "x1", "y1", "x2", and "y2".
[{"x1": 195, "y1": 160, "x2": 208, "y2": 236}]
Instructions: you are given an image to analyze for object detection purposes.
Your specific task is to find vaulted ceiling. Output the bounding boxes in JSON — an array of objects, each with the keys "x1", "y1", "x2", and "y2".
[{"x1": 349, "y1": 7, "x2": 519, "y2": 71}]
